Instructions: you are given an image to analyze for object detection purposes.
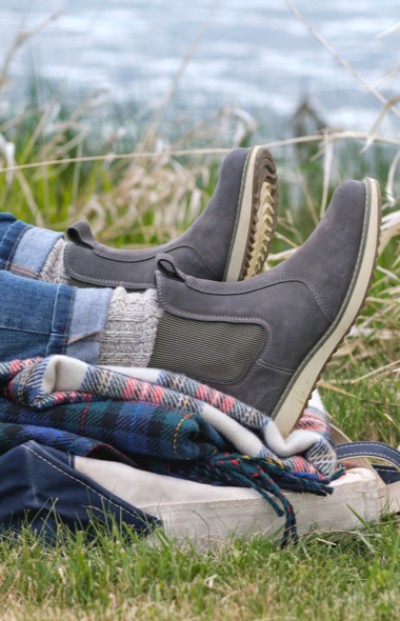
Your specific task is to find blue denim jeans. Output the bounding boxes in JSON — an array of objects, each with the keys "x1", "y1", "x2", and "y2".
[
  {"x1": 0, "y1": 441, "x2": 158, "y2": 541},
  {"x1": 0, "y1": 216, "x2": 159, "y2": 541},
  {"x1": 0, "y1": 213, "x2": 112, "y2": 364},
  {"x1": 0, "y1": 213, "x2": 64, "y2": 278}
]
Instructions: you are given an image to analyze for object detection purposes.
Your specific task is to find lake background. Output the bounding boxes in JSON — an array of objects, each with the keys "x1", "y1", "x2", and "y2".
[{"x1": 0, "y1": 0, "x2": 399, "y2": 138}]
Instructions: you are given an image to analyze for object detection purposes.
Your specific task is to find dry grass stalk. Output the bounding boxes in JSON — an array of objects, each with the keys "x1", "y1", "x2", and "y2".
[{"x1": 0, "y1": 5, "x2": 398, "y2": 374}]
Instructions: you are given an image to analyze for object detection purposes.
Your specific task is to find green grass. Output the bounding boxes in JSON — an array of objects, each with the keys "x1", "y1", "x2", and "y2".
[
  {"x1": 1, "y1": 507, "x2": 400, "y2": 620},
  {"x1": 0, "y1": 99, "x2": 399, "y2": 620},
  {"x1": 0, "y1": 361, "x2": 397, "y2": 621}
]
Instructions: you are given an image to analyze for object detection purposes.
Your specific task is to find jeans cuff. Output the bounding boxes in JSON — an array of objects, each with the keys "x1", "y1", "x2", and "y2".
[
  {"x1": 0, "y1": 220, "x2": 31, "y2": 270},
  {"x1": 13, "y1": 226, "x2": 64, "y2": 276},
  {"x1": 46, "y1": 284, "x2": 75, "y2": 356},
  {"x1": 64, "y1": 287, "x2": 113, "y2": 365}
]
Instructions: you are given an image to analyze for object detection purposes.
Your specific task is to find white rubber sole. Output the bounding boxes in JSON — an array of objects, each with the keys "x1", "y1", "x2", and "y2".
[
  {"x1": 225, "y1": 146, "x2": 278, "y2": 282},
  {"x1": 274, "y1": 177, "x2": 381, "y2": 437}
]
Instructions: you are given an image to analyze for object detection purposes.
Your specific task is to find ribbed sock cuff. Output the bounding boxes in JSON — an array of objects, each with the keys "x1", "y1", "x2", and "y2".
[{"x1": 99, "y1": 287, "x2": 163, "y2": 367}]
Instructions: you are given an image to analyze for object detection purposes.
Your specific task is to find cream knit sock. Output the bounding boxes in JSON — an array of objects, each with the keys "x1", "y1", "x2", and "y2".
[
  {"x1": 40, "y1": 237, "x2": 163, "y2": 366},
  {"x1": 99, "y1": 287, "x2": 163, "y2": 367},
  {"x1": 40, "y1": 238, "x2": 69, "y2": 283}
]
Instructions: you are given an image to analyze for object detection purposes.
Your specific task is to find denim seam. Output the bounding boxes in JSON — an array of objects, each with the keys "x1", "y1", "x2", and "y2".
[
  {"x1": 24, "y1": 444, "x2": 150, "y2": 521},
  {"x1": 6, "y1": 226, "x2": 32, "y2": 270},
  {"x1": 47, "y1": 286, "x2": 74, "y2": 356},
  {"x1": 9, "y1": 264, "x2": 39, "y2": 279},
  {"x1": 0, "y1": 326, "x2": 50, "y2": 336},
  {"x1": 49, "y1": 286, "x2": 62, "y2": 356},
  {"x1": 62, "y1": 287, "x2": 76, "y2": 355},
  {"x1": 337, "y1": 443, "x2": 400, "y2": 466},
  {"x1": 65, "y1": 288, "x2": 112, "y2": 364}
]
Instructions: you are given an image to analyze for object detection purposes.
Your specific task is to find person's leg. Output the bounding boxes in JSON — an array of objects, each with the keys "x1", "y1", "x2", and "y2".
[
  {"x1": 99, "y1": 287, "x2": 162, "y2": 367},
  {"x1": 0, "y1": 214, "x2": 162, "y2": 365},
  {"x1": 149, "y1": 178, "x2": 381, "y2": 436},
  {"x1": 0, "y1": 213, "x2": 67, "y2": 282},
  {"x1": 0, "y1": 271, "x2": 72, "y2": 361},
  {"x1": 0, "y1": 213, "x2": 17, "y2": 242},
  {"x1": 0, "y1": 147, "x2": 280, "y2": 289},
  {"x1": 40, "y1": 238, "x2": 69, "y2": 283},
  {"x1": 0, "y1": 178, "x2": 381, "y2": 438},
  {"x1": 0, "y1": 270, "x2": 161, "y2": 367}
]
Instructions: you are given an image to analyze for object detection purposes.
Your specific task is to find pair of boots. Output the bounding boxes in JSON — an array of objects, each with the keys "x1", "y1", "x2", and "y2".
[{"x1": 11, "y1": 147, "x2": 384, "y2": 437}]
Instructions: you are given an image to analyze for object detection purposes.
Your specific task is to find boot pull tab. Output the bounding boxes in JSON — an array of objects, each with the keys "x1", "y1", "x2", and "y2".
[
  {"x1": 156, "y1": 253, "x2": 186, "y2": 282},
  {"x1": 66, "y1": 221, "x2": 96, "y2": 249}
]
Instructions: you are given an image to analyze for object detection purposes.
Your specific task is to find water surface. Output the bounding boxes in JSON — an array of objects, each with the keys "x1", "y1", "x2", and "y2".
[{"x1": 0, "y1": 0, "x2": 399, "y2": 131}]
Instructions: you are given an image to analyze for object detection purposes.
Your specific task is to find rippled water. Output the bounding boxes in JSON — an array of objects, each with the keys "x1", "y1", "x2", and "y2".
[{"x1": 0, "y1": 0, "x2": 399, "y2": 130}]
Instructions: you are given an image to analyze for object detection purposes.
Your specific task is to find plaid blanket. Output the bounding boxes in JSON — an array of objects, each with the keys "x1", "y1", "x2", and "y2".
[{"x1": 0, "y1": 356, "x2": 341, "y2": 544}]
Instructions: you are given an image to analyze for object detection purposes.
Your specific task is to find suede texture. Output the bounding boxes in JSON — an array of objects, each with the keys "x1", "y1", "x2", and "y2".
[
  {"x1": 64, "y1": 148, "x2": 249, "y2": 289},
  {"x1": 151, "y1": 180, "x2": 371, "y2": 417}
]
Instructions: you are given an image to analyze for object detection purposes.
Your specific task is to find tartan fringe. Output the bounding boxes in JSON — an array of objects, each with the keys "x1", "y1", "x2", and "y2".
[{"x1": 167, "y1": 453, "x2": 335, "y2": 546}]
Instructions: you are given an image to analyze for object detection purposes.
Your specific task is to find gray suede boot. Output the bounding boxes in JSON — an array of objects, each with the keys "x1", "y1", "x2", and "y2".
[
  {"x1": 150, "y1": 178, "x2": 381, "y2": 436},
  {"x1": 64, "y1": 146, "x2": 279, "y2": 290}
]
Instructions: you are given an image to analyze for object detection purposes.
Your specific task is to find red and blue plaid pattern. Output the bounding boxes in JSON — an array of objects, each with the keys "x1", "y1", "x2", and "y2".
[{"x1": 0, "y1": 357, "x2": 341, "y2": 544}]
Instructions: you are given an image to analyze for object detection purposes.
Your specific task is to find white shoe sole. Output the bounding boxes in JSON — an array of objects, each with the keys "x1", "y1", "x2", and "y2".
[
  {"x1": 273, "y1": 177, "x2": 381, "y2": 437},
  {"x1": 225, "y1": 145, "x2": 279, "y2": 282}
]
